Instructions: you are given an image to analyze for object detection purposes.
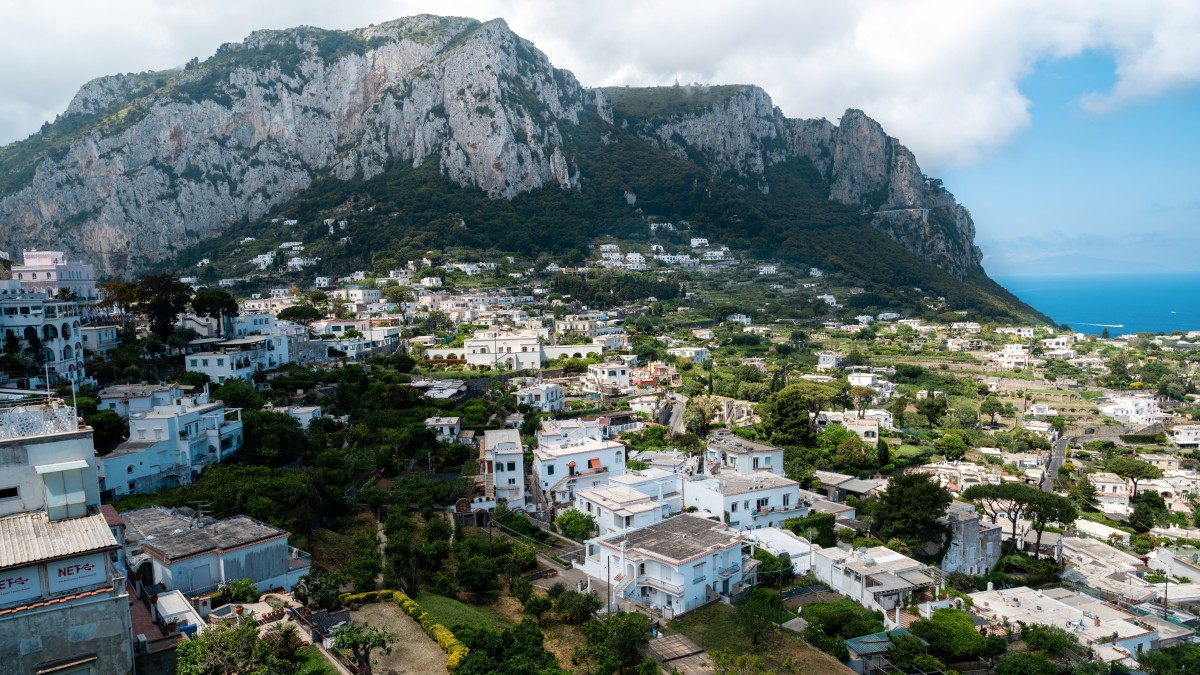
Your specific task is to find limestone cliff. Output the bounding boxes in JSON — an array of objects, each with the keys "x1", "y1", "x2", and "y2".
[
  {"x1": 0, "y1": 15, "x2": 608, "y2": 274},
  {"x1": 605, "y1": 87, "x2": 982, "y2": 278},
  {"x1": 1, "y1": 14, "x2": 980, "y2": 280}
]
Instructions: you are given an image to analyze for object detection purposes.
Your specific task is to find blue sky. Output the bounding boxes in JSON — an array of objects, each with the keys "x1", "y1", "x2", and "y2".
[{"x1": 942, "y1": 52, "x2": 1200, "y2": 278}]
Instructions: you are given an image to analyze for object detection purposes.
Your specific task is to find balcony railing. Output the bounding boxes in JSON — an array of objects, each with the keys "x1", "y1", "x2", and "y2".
[
  {"x1": 0, "y1": 402, "x2": 79, "y2": 440},
  {"x1": 637, "y1": 576, "x2": 682, "y2": 596},
  {"x1": 717, "y1": 564, "x2": 739, "y2": 578}
]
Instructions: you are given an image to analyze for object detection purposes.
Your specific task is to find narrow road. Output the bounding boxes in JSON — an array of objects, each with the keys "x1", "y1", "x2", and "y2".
[
  {"x1": 1042, "y1": 435, "x2": 1072, "y2": 493},
  {"x1": 669, "y1": 393, "x2": 689, "y2": 435}
]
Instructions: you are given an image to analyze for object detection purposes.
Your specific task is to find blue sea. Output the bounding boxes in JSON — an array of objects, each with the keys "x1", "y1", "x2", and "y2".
[{"x1": 997, "y1": 274, "x2": 1200, "y2": 335}]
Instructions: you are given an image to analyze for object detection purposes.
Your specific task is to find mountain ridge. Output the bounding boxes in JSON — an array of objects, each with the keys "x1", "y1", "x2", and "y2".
[{"x1": 0, "y1": 14, "x2": 1034, "y2": 319}]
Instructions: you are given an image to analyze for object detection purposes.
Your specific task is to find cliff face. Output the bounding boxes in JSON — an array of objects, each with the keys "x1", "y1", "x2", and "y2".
[
  {"x1": 0, "y1": 14, "x2": 980, "y2": 279},
  {"x1": 0, "y1": 15, "x2": 608, "y2": 274},
  {"x1": 610, "y1": 89, "x2": 982, "y2": 278}
]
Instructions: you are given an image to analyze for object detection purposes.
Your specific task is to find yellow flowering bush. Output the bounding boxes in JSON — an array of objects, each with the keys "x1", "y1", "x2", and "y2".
[{"x1": 331, "y1": 589, "x2": 469, "y2": 671}]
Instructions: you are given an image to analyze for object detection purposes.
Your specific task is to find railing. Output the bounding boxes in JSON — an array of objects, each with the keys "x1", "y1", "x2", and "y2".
[
  {"x1": 637, "y1": 576, "x2": 683, "y2": 595},
  {"x1": 0, "y1": 402, "x2": 79, "y2": 440},
  {"x1": 718, "y1": 564, "x2": 739, "y2": 578}
]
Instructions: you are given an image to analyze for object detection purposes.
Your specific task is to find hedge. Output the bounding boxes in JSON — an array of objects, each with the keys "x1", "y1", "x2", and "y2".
[{"x1": 338, "y1": 590, "x2": 470, "y2": 671}]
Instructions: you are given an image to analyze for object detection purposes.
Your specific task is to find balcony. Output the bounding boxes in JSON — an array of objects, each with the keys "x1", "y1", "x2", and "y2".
[
  {"x1": 0, "y1": 400, "x2": 79, "y2": 440},
  {"x1": 717, "y1": 564, "x2": 739, "y2": 579},
  {"x1": 636, "y1": 576, "x2": 682, "y2": 596},
  {"x1": 288, "y1": 546, "x2": 312, "y2": 571}
]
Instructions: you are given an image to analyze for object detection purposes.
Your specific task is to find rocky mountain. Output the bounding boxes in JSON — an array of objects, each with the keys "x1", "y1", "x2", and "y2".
[{"x1": 1, "y1": 14, "x2": 995, "y2": 298}]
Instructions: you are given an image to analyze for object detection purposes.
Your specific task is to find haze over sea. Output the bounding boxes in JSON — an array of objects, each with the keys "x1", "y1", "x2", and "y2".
[{"x1": 998, "y1": 274, "x2": 1200, "y2": 336}]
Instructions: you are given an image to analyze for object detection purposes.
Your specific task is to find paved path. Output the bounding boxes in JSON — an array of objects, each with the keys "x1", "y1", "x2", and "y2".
[{"x1": 669, "y1": 393, "x2": 689, "y2": 435}]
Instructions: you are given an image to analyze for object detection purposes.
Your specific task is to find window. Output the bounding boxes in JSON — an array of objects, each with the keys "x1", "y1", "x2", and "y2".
[
  {"x1": 506, "y1": 461, "x2": 516, "y2": 472},
  {"x1": 190, "y1": 359, "x2": 198, "y2": 367},
  {"x1": 731, "y1": 502, "x2": 738, "y2": 513},
  {"x1": 217, "y1": 358, "x2": 224, "y2": 366},
  {"x1": 0, "y1": 486, "x2": 17, "y2": 500},
  {"x1": 764, "y1": 456, "x2": 772, "y2": 466},
  {"x1": 783, "y1": 493, "x2": 791, "y2": 506},
  {"x1": 547, "y1": 465, "x2": 555, "y2": 476},
  {"x1": 507, "y1": 479, "x2": 515, "y2": 485}
]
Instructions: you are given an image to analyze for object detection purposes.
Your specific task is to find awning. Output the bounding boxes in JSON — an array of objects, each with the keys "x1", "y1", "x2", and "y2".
[
  {"x1": 589, "y1": 458, "x2": 602, "y2": 470},
  {"x1": 35, "y1": 460, "x2": 89, "y2": 474}
]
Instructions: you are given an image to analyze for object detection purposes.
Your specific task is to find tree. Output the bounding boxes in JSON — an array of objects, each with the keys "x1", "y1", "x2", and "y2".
[
  {"x1": 684, "y1": 395, "x2": 721, "y2": 438},
  {"x1": 3, "y1": 331, "x2": 19, "y2": 355},
  {"x1": 849, "y1": 386, "x2": 876, "y2": 416},
  {"x1": 963, "y1": 483, "x2": 1044, "y2": 542},
  {"x1": 85, "y1": 409, "x2": 127, "y2": 454},
  {"x1": 875, "y1": 472, "x2": 952, "y2": 545},
  {"x1": 191, "y1": 289, "x2": 239, "y2": 336},
  {"x1": 213, "y1": 378, "x2": 265, "y2": 411},
  {"x1": 980, "y1": 396, "x2": 1004, "y2": 426},
  {"x1": 759, "y1": 381, "x2": 837, "y2": 446},
  {"x1": 555, "y1": 508, "x2": 597, "y2": 541},
  {"x1": 332, "y1": 622, "x2": 394, "y2": 675},
  {"x1": 887, "y1": 395, "x2": 910, "y2": 429},
  {"x1": 176, "y1": 617, "x2": 281, "y2": 674},
  {"x1": 916, "y1": 395, "x2": 949, "y2": 428},
  {"x1": 555, "y1": 590, "x2": 603, "y2": 624},
  {"x1": 296, "y1": 571, "x2": 343, "y2": 610},
  {"x1": 584, "y1": 611, "x2": 651, "y2": 672},
  {"x1": 753, "y1": 549, "x2": 795, "y2": 588},
  {"x1": 262, "y1": 621, "x2": 304, "y2": 663},
  {"x1": 935, "y1": 433, "x2": 969, "y2": 460},
  {"x1": 277, "y1": 304, "x2": 324, "y2": 325},
  {"x1": 1130, "y1": 490, "x2": 1168, "y2": 533},
  {"x1": 888, "y1": 632, "x2": 948, "y2": 673},
  {"x1": 737, "y1": 588, "x2": 780, "y2": 645},
  {"x1": 456, "y1": 555, "x2": 498, "y2": 601},
  {"x1": 910, "y1": 608, "x2": 984, "y2": 660},
  {"x1": 136, "y1": 273, "x2": 193, "y2": 340},
  {"x1": 994, "y1": 651, "x2": 1058, "y2": 675},
  {"x1": 98, "y1": 279, "x2": 139, "y2": 312},
  {"x1": 1026, "y1": 492, "x2": 1077, "y2": 553},
  {"x1": 524, "y1": 593, "x2": 552, "y2": 625},
  {"x1": 876, "y1": 438, "x2": 891, "y2": 467},
  {"x1": 1107, "y1": 456, "x2": 1162, "y2": 497}
]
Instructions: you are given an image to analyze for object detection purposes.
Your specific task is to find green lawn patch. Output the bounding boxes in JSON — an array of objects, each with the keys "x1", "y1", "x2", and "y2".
[
  {"x1": 897, "y1": 444, "x2": 927, "y2": 459},
  {"x1": 415, "y1": 592, "x2": 513, "y2": 629},
  {"x1": 296, "y1": 644, "x2": 339, "y2": 675},
  {"x1": 666, "y1": 601, "x2": 851, "y2": 673}
]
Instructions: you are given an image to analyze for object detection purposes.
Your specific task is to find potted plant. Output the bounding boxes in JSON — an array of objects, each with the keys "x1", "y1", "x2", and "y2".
[{"x1": 235, "y1": 605, "x2": 244, "y2": 616}]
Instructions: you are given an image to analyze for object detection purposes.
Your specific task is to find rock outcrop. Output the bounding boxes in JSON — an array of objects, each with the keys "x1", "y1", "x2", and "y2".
[{"x1": 0, "y1": 14, "x2": 980, "y2": 279}]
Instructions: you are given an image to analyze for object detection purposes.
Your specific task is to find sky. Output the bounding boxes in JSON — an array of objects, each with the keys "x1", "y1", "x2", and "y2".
[{"x1": 2, "y1": 0, "x2": 1199, "y2": 278}]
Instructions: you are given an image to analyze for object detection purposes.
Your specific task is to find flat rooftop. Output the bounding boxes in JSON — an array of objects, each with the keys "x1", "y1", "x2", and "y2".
[
  {"x1": 534, "y1": 437, "x2": 623, "y2": 460},
  {"x1": 123, "y1": 506, "x2": 287, "y2": 562},
  {"x1": 707, "y1": 431, "x2": 781, "y2": 456},
  {"x1": 576, "y1": 486, "x2": 661, "y2": 515},
  {"x1": 697, "y1": 473, "x2": 798, "y2": 496},
  {"x1": 601, "y1": 514, "x2": 739, "y2": 564}
]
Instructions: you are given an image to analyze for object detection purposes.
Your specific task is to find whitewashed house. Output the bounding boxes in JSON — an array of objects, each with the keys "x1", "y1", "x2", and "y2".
[
  {"x1": 535, "y1": 437, "x2": 626, "y2": 508},
  {"x1": 575, "y1": 486, "x2": 667, "y2": 535},
  {"x1": 577, "y1": 515, "x2": 751, "y2": 618},
  {"x1": 684, "y1": 473, "x2": 809, "y2": 530},
  {"x1": 515, "y1": 382, "x2": 564, "y2": 413},
  {"x1": 705, "y1": 431, "x2": 784, "y2": 475}
]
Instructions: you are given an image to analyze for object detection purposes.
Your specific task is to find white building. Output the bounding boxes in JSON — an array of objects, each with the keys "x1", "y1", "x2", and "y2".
[
  {"x1": 758, "y1": 265, "x2": 777, "y2": 275},
  {"x1": 425, "y1": 416, "x2": 462, "y2": 443},
  {"x1": 690, "y1": 238, "x2": 709, "y2": 248},
  {"x1": 608, "y1": 469, "x2": 686, "y2": 514},
  {"x1": 816, "y1": 352, "x2": 843, "y2": 371},
  {"x1": 684, "y1": 473, "x2": 809, "y2": 530},
  {"x1": 744, "y1": 527, "x2": 816, "y2": 575},
  {"x1": 264, "y1": 404, "x2": 322, "y2": 430},
  {"x1": 80, "y1": 324, "x2": 120, "y2": 356},
  {"x1": 1171, "y1": 424, "x2": 1200, "y2": 449},
  {"x1": 705, "y1": 431, "x2": 784, "y2": 475},
  {"x1": 98, "y1": 388, "x2": 243, "y2": 498},
  {"x1": 479, "y1": 429, "x2": 526, "y2": 510},
  {"x1": 11, "y1": 250, "x2": 98, "y2": 302},
  {"x1": 515, "y1": 382, "x2": 564, "y2": 413},
  {"x1": 1098, "y1": 395, "x2": 1166, "y2": 427},
  {"x1": 587, "y1": 362, "x2": 631, "y2": 391},
  {"x1": 424, "y1": 329, "x2": 603, "y2": 369},
  {"x1": 814, "y1": 546, "x2": 935, "y2": 615},
  {"x1": 0, "y1": 395, "x2": 135, "y2": 674},
  {"x1": 534, "y1": 437, "x2": 626, "y2": 508},
  {"x1": 186, "y1": 334, "x2": 290, "y2": 384},
  {"x1": 1090, "y1": 472, "x2": 1131, "y2": 509},
  {"x1": 575, "y1": 485, "x2": 667, "y2": 535},
  {"x1": 577, "y1": 515, "x2": 752, "y2": 618},
  {"x1": 122, "y1": 507, "x2": 310, "y2": 596},
  {"x1": 969, "y1": 586, "x2": 1156, "y2": 666},
  {"x1": 0, "y1": 283, "x2": 86, "y2": 383},
  {"x1": 666, "y1": 346, "x2": 709, "y2": 364}
]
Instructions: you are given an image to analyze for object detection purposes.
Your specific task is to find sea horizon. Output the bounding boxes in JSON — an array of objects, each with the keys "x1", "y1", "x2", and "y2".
[{"x1": 996, "y1": 272, "x2": 1200, "y2": 335}]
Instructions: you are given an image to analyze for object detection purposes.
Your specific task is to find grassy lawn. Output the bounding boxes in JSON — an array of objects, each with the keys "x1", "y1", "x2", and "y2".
[
  {"x1": 308, "y1": 511, "x2": 377, "y2": 573},
  {"x1": 896, "y1": 444, "x2": 927, "y2": 459},
  {"x1": 666, "y1": 601, "x2": 852, "y2": 673},
  {"x1": 415, "y1": 592, "x2": 515, "y2": 630},
  {"x1": 295, "y1": 644, "x2": 339, "y2": 675}
]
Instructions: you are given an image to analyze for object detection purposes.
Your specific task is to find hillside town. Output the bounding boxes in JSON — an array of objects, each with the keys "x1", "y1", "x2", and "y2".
[{"x1": 2, "y1": 245, "x2": 1200, "y2": 674}]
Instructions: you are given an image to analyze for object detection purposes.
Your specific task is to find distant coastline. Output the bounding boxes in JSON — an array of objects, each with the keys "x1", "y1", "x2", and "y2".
[{"x1": 998, "y1": 273, "x2": 1200, "y2": 335}]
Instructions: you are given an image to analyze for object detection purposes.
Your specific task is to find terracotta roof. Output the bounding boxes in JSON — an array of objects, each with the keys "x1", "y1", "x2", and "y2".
[
  {"x1": 0, "y1": 511, "x2": 117, "y2": 570},
  {"x1": 0, "y1": 585, "x2": 113, "y2": 617},
  {"x1": 100, "y1": 504, "x2": 124, "y2": 528}
]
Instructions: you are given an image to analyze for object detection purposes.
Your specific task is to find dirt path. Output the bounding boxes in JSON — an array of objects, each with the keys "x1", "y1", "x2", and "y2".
[{"x1": 351, "y1": 603, "x2": 448, "y2": 675}]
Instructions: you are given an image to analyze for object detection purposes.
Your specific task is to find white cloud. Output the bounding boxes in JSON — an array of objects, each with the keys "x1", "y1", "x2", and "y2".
[{"x1": 1, "y1": 1, "x2": 1199, "y2": 169}]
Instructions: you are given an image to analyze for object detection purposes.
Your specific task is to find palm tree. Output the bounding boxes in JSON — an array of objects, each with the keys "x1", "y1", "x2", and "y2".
[{"x1": 263, "y1": 621, "x2": 304, "y2": 662}]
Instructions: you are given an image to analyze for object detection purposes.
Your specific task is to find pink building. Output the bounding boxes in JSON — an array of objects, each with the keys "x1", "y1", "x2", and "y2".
[{"x1": 12, "y1": 250, "x2": 98, "y2": 302}]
